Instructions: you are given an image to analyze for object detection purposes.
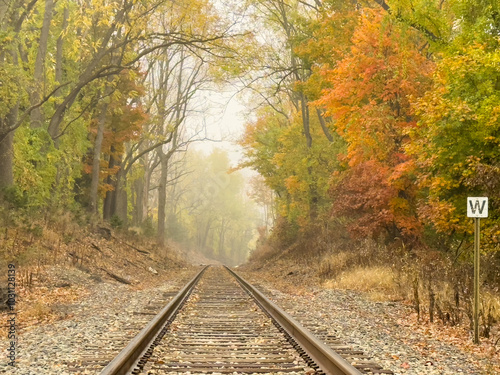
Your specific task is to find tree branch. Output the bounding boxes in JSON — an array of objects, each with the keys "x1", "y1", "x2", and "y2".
[
  {"x1": 0, "y1": 82, "x2": 71, "y2": 142},
  {"x1": 373, "y1": 0, "x2": 442, "y2": 43}
]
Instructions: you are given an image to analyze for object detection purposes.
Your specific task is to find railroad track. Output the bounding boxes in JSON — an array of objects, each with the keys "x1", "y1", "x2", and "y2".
[
  {"x1": 63, "y1": 276, "x2": 195, "y2": 373},
  {"x1": 101, "y1": 266, "x2": 392, "y2": 375}
]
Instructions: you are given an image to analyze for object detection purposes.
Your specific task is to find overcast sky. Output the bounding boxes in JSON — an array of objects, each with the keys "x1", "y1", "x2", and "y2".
[{"x1": 190, "y1": 87, "x2": 252, "y2": 171}]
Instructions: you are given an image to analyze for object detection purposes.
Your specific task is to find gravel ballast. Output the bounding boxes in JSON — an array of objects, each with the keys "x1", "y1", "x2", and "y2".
[
  {"x1": 0, "y1": 268, "x2": 197, "y2": 375},
  {"x1": 2, "y1": 266, "x2": 498, "y2": 374},
  {"x1": 240, "y1": 271, "x2": 499, "y2": 375}
]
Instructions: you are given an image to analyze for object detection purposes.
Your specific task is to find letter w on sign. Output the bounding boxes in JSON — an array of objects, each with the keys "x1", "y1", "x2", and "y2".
[{"x1": 467, "y1": 197, "x2": 488, "y2": 218}]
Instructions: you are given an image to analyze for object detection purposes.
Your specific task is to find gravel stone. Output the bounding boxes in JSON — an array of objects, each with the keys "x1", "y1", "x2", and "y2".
[
  {"x1": 2, "y1": 266, "x2": 498, "y2": 375},
  {"x1": 0, "y1": 269, "x2": 196, "y2": 374},
  {"x1": 241, "y1": 273, "x2": 498, "y2": 375}
]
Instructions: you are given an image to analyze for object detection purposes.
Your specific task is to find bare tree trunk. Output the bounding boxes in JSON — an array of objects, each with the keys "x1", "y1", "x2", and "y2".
[
  {"x1": 0, "y1": 29, "x2": 21, "y2": 188},
  {"x1": 316, "y1": 108, "x2": 334, "y2": 142},
  {"x1": 115, "y1": 173, "x2": 128, "y2": 226},
  {"x1": 135, "y1": 155, "x2": 156, "y2": 227},
  {"x1": 132, "y1": 177, "x2": 144, "y2": 226},
  {"x1": 0, "y1": 131, "x2": 14, "y2": 188},
  {"x1": 51, "y1": 6, "x2": 69, "y2": 147},
  {"x1": 308, "y1": 164, "x2": 319, "y2": 220},
  {"x1": 155, "y1": 52, "x2": 184, "y2": 245},
  {"x1": 30, "y1": 0, "x2": 54, "y2": 129},
  {"x1": 414, "y1": 276, "x2": 421, "y2": 322},
  {"x1": 55, "y1": 8, "x2": 69, "y2": 85},
  {"x1": 142, "y1": 160, "x2": 153, "y2": 222},
  {"x1": 429, "y1": 283, "x2": 435, "y2": 323},
  {"x1": 300, "y1": 93, "x2": 312, "y2": 148},
  {"x1": 157, "y1": 153, "x2": 168, "y2": 245},
  {"x1": 50, "y1": 5, "x2": 69, "y2": 198},
  {"x1": 218, "y1": 223, "x2": 226, "y2": 256},
  {"x1": 156, "y1": 146, "x2": 178, "y2": 245},
  {"x1": 132, "y1": 151, "x2": 152, "y2": 226},
  {"x1": 202, "y1": 220, "x2": 211, "y2": 250},
  {"x1": 88, "y1": 101, "x2": 109, "y2": 213},
  {"x1": 103, "y1": 151, "x2": 129, "y2": 225},
  {"x1": 103, "y1": 149, "x2": 117, "y2": 220}
]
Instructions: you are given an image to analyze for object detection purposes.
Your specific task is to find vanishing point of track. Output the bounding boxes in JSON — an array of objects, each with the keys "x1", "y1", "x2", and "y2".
[{"x1": 100, "y1": 266, "x2": 392, "y2": 375}]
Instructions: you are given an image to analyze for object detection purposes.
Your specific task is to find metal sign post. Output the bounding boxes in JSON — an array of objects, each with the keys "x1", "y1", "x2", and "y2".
[
  {"x1": 467, "y1": 197, "x2": 488, "y2": 344},
  {"x1": 473, "y1": 217, "x2": 480, "y2": 345}
]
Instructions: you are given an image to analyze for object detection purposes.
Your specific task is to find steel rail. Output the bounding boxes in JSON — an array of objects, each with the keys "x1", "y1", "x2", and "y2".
[
  {"x1": 100, "y1": 266, "x2": 208, "y2": 375},
  {"x1": 226, "y1": 266, "x2": 363, "y2": 375}
]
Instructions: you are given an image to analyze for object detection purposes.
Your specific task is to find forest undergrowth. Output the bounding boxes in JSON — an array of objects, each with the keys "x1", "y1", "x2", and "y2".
[{"x1": 0, "y1": 206, "x2": 190, "y2": 332}]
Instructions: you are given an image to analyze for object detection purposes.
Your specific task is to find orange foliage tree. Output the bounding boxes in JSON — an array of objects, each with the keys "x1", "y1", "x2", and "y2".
[{"x1": 312, "y1": 9, "x2": 434, "y2": 242}]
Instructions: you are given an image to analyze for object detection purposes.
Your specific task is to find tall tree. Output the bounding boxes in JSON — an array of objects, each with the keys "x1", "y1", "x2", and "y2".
[
  {"x1": 408, "y1": 1, "x2": 500, "y2": 249},
  {"x1": 315, "y1": 8, "x2": 434, "y2": 241},
  {"x1": 0, "y1": 0, "x2": 39, "y2": 187},
  {"x1": 29, "y1": 0, "x2": 54, "y2": 129}
]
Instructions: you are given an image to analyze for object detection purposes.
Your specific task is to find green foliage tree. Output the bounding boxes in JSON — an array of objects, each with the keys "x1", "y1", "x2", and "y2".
[
  {"x1": 0, "y1": 0, "x2": 243, "y2": 222},
  {"x1": 240, "y1": 105, "x2": 343, "y2": 228},
  {"x1": 407, "y1": 2, "x2": 500, "y2": 250}
]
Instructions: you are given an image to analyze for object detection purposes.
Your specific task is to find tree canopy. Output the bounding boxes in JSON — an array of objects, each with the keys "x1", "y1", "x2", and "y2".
[{"x1": 2, "y1": 0, "x2": 500, "y2": 262}]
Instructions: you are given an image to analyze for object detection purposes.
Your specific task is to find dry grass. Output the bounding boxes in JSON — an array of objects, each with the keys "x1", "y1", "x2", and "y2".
[
  {"x1": 25, "y1": 301, "x2": 53, "y2": 322},
  {"x1": 247, "y1": 225, "x2": 500, "y2": 342},
  {"x1": 247, "y1": 243, "x2": 279, "y2": 266},
  {"x1": 480, "y1": 291, "x2": 500, "y2": 337},
  {"x1": 323, "y1": 266, "x2": 399, "y2": 301},
  {"x1": 483, "y1": 292, "x2": 500, "y2": 315},
  {"x1": 0, "y1": 212, "x2": 195, "y2": 335},
  {"x1": 318, "y1": 252, "x2": 353, "y2": 280}
]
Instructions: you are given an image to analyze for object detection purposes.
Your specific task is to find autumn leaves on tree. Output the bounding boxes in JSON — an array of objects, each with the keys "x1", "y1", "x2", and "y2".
[
  {"x1": 1, "y1": 0, "x2": 500, "y2": 256},
  {"x1": 240, "y1": 0, "x2": 500, "y2": 252},
  {"x1": 0, "y1": 0, "x2": 248, "y2": 247}
]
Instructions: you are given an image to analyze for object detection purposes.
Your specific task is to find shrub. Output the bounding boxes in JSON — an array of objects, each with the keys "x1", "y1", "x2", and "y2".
[
  {"x1": 110, "y1": 214, "x2": 123, "y2": 229},
  {"x1": 1, "y1": 185, "x2": 27, "y2": 208},
  {"x1": 141, "y1": 216, "x2": 155, "y2": 237}
]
